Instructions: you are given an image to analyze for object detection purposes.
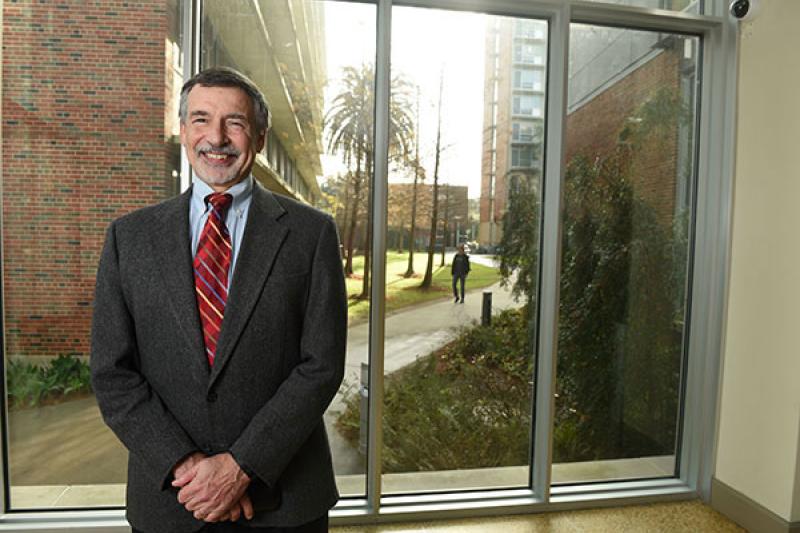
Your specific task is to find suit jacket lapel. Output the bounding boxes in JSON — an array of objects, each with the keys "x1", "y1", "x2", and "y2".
[
  {"x1": 209, "y1": 183, "x2": 288, "y2": 389},
  {"x1": 152, "y1": 188, "x2": 209, "y2": 385}
]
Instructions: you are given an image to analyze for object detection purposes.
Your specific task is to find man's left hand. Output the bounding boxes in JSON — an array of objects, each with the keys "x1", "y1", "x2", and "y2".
[{"x1": 173, "y1": 452, "x2": 251, "y2": 522}]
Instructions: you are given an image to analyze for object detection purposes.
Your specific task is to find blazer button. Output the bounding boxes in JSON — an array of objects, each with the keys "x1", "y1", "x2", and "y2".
[{"x1": 207, "y1": 391, "x2": 218, "y2": 403}]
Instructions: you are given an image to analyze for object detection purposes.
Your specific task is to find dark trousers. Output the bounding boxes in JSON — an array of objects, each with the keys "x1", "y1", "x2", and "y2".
[
  {"x1": 452, "y1": 274, "x2": 466, "y2": 301},
  {"x1": 132, "y1": 514, "x2": 327, "y2": 533}
]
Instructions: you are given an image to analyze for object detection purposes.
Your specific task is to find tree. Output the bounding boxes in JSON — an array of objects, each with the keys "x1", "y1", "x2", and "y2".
[
  {"x1": 325, "y1": 65, "x2": 415, "y2": 297},
  {"x1": 420, "y1": 72, "x2": 445, "y2": 289},
  {"x1": 498, "y1": 169, "x2": 541, "y2": 319},
  {"x1": 404, "y1": 88, "x2": 423, "y2": 278},
  {"x1": 499, "y1": 88, "x2": 691, "y2": 462}
]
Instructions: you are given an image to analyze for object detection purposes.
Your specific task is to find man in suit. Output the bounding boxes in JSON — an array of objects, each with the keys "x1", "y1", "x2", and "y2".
[{"x1": 91, "y1": 67, "x2": 346, "y2": 533}]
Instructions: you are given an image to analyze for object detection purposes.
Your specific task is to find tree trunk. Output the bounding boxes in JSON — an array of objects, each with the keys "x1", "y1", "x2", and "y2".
[
  {"x1": 339, "y1": 174, "x2": 351, "y2": 266},
  {"x1": 440, "y1": 184, "x2": 450, "y2": 267},
  {"x1": 404, "y1": 163, "x2": 421, "y2": 278},
  {"x1": 404, "y1": 89, "x2": 421, "y2": 278},
  {"x1": 344, "y1": 143, "x2": 364, "y2": 277},
  {"x1": 421, "y1": 74, "x2": 444, "y2": 289},
  {"x1": 358, "y1": 150, "x2": 374, "y2": 300}
]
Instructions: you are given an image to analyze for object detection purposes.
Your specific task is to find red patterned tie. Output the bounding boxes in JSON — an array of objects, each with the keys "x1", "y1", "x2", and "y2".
[{"x1": 194, "y1": 192, "x2": 233, "y2": 366}]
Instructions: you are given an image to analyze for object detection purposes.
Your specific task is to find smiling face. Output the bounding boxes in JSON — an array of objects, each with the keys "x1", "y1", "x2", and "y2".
[{"x1": 180, "y1": 84, "x2": 266, "y2": 192}]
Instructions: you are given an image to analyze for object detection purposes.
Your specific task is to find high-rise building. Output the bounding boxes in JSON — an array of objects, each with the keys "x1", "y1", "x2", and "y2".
[{"x1": 479, "y1": 18, "x2": 547, "y2": 248}]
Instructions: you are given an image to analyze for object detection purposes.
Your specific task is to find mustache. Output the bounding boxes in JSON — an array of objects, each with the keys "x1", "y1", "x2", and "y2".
[{"x1": 196, "y1": 144, "x2": 240, "y2": 157}]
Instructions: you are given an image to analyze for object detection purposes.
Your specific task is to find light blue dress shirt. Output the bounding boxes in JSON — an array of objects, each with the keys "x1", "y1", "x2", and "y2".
[{"x1": 190, "y1": 175, "x2": 253, "y2": 286}]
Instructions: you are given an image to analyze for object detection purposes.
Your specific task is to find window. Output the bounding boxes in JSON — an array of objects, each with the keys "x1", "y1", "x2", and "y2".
[
  {"x1": 514, "y1": 19, "x2": 547, "y2": 40},
  {"x1": 511, "y1": 145, "x2": 537, "y2": 168},
  {"x1": 201, "y1": 0, "x2": 377, "y2": 498},
  {"x1": 513, "y1": 68, "x2": 544, "y2": 91},
  {"x1": 513, "y1": 94, "x2": 544, "y2": 117},
  {"x1": 0, "y1": 0, "x2": 731, "y2": 525},
  {"x1": 379, "y1": 6, "x2": 548, "y2": 494},
  {"x1": 552, "y1": 24, "x2": 700, "y2": 484},
  {"x1": 513, "y1": 42, "x2": 546, "y2": 65},
  {"x1": 1, "y1": 0, "x2": 187, "y2": 509},
  {"x1": 512, "y1": 120, "x2": 541, "y2": 143}
]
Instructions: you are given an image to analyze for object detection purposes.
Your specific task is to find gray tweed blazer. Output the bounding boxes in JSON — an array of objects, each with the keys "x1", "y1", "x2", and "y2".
[{"x1": 90, "y1": 183, "x2": 347, "y2": 533}]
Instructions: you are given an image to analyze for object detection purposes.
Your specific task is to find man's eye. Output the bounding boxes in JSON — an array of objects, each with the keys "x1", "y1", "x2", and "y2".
[
  {"x1": 192, "y1": 118, "x2": 207, "y2": 124},
  {"x1": 228, "y1": 121, "x2": 244, "y2": 129}
]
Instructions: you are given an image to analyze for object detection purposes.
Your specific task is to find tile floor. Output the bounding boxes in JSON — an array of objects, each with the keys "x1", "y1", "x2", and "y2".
[{"x1": 332, "y1": 500, "x2": 745, "y2": 532}]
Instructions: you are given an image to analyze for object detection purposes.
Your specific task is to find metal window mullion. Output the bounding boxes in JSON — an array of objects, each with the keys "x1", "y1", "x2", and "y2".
[
  {"x1": 678, "y1": 18, "x2": 738, "y2": 500},
  {"x1": 697, "y1": 17, "x2": 738, "y2": 502},
  {"x1": 0, "y1": 0, "x2": 7, "y2": 515},
  {"x1": 570, "y1": 1, "x2": 722, "y2": 33},
  {"x1": 180, "y1": 0, "x2": 202, "y2": 193},
  {"x1": 394, "y1": 0, "x2": 570, "y2": 20},
  {"x1": 531, "y1": 2, "x2": 570, "y2": 502},
  {"x1": 367, "y1": 0, "x2": 392, "y2": 516}
]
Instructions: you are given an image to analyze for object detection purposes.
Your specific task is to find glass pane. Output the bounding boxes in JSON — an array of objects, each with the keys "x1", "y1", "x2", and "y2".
[
  {"x1": 580, "y1": 0, "x2": 702, "y2": 13},
  {"x1": 361, "y1": 8, "x2": 546, "y2": 494},
  {"x1": 3, "y1": 0, "x2": 184, "y2": 508},
  {"x1": 552, "y1": 24, "x2": 699, "y2": 484},
  {"x1": 201, "y1": 0, "x2": 375, "y2": 498}
]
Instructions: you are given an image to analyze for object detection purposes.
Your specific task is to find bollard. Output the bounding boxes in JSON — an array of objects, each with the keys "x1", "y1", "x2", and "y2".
[
  {"x1": 482, "y1": 291, "x2": 492, "y2": 326},
  {"x1": 359, "y1": 362, "x2": 369, "y2": 455}
]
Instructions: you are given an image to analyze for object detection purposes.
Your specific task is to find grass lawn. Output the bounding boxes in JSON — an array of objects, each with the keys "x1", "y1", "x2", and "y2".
[{"x1": 345, "y1": 251, "x2": 501, "y2": 324}]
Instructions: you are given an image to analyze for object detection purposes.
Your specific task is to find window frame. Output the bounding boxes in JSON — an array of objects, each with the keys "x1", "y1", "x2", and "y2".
[{"x1": 0, "y1": 0, "x2": 738, "y2": 528}]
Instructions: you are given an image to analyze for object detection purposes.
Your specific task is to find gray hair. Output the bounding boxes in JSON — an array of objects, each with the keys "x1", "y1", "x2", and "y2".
[{"x1": 179, "y1": 67, "x2": 270, "y2": 134}]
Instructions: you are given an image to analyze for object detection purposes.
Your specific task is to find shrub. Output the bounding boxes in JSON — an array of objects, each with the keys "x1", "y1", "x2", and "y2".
[
  {"x1": 337, "y1": 307, "x2": 536, "y2": 473},
  {"x1": 7, "y1": 355, "x2": 93, "y2": 410}
]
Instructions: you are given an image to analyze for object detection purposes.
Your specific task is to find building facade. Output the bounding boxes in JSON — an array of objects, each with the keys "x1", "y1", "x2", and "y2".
[
  {"x1": 2, "y1": 0, "x2": 326, "y2": 361},
  {"x1": 479, "y1": 18, "x2": 547, "y2": 248}
]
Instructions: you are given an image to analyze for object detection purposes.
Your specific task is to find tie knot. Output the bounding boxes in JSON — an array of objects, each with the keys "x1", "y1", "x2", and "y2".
[{"x1": 206, "y1": 193, "x2": 233, "y2": 215}]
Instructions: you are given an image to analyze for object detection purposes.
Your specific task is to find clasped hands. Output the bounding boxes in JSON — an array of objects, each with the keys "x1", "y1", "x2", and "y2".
[{"x1": 172, "y1": 452, "x2": 253, "y2": 523}]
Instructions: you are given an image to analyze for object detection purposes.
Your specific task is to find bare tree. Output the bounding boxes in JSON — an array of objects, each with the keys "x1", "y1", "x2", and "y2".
[
  {"x1": 420, "y1": 72, "x2": 445, "y2": 289},
  {"x1": 404, "y1": 87, "x2": 423, "y2": 278}
]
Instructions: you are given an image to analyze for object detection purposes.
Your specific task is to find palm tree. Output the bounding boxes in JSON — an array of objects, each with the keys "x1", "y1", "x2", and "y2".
[{"x1": 325, "y1": 64, "x2": 415, "y2": 298}]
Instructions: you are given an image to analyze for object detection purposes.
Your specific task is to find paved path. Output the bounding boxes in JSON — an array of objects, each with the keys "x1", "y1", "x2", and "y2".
[
  {"x1": 336, "y1": 273, "x2": 520, "y2": 409},
  {"x1": 8, "y1": 256, "x2": 521, "y2": 483}
]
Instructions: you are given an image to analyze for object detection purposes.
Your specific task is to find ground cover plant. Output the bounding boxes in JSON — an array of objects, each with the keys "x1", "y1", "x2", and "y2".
[{"x1": 7, "y1": 355, "x2": 92, "y2": 410}]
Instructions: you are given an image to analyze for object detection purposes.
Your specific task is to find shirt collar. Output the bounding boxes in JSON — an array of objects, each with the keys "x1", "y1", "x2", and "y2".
[{"x1": 191, "y1": 175, "x2": 254, "y2": 214}]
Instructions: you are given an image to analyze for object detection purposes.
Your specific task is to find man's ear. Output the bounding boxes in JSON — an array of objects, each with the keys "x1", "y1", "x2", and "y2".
[
  {"x1": 179, "y1": 122, "x2": 186, "y2": 147},
  {"x1": 256, "y1": 130, "x2": 266, "y2": 153}
]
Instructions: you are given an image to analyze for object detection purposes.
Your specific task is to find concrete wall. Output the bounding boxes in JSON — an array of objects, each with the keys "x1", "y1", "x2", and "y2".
[{"x1": 715, "y1": 0, "x2": 800, "y2": 522}]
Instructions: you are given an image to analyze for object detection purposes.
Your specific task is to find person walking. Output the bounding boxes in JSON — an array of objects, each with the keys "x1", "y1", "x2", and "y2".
[{"x1": 451, "y1": 244, "x2": 471, "y2": 303}]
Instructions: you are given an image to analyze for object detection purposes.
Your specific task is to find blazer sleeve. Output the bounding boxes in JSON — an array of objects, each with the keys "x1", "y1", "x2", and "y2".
[
  {"x1": 90, "y1": 221, "x2": 198, "y2": 491},
  {"x1": 228, "y1": 215, "x2": 347, "y2": 487}
]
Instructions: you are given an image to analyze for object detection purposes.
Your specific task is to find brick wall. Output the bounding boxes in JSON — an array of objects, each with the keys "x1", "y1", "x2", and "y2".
[
  {"x1": 2, "y1": 0, "x2": 173, "y2": 360},
  {"x1": 565, "y1": 48, "x2": 682, "y2": 223}
]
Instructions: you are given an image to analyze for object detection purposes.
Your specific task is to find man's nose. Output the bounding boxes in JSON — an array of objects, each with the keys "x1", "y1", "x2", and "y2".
[{"x1": 206, "y1": 120, "x2": 228, "y2": 146}]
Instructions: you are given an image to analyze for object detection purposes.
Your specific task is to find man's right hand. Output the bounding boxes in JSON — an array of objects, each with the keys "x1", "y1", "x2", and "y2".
[{"x1": 217, "y1": 493, "x2": 254, "y2": 522}]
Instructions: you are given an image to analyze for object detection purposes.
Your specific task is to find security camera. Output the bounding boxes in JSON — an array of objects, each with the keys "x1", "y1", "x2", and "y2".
[{"x1": 729, "y1": 0, "x2": 761, "y2": 21}]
